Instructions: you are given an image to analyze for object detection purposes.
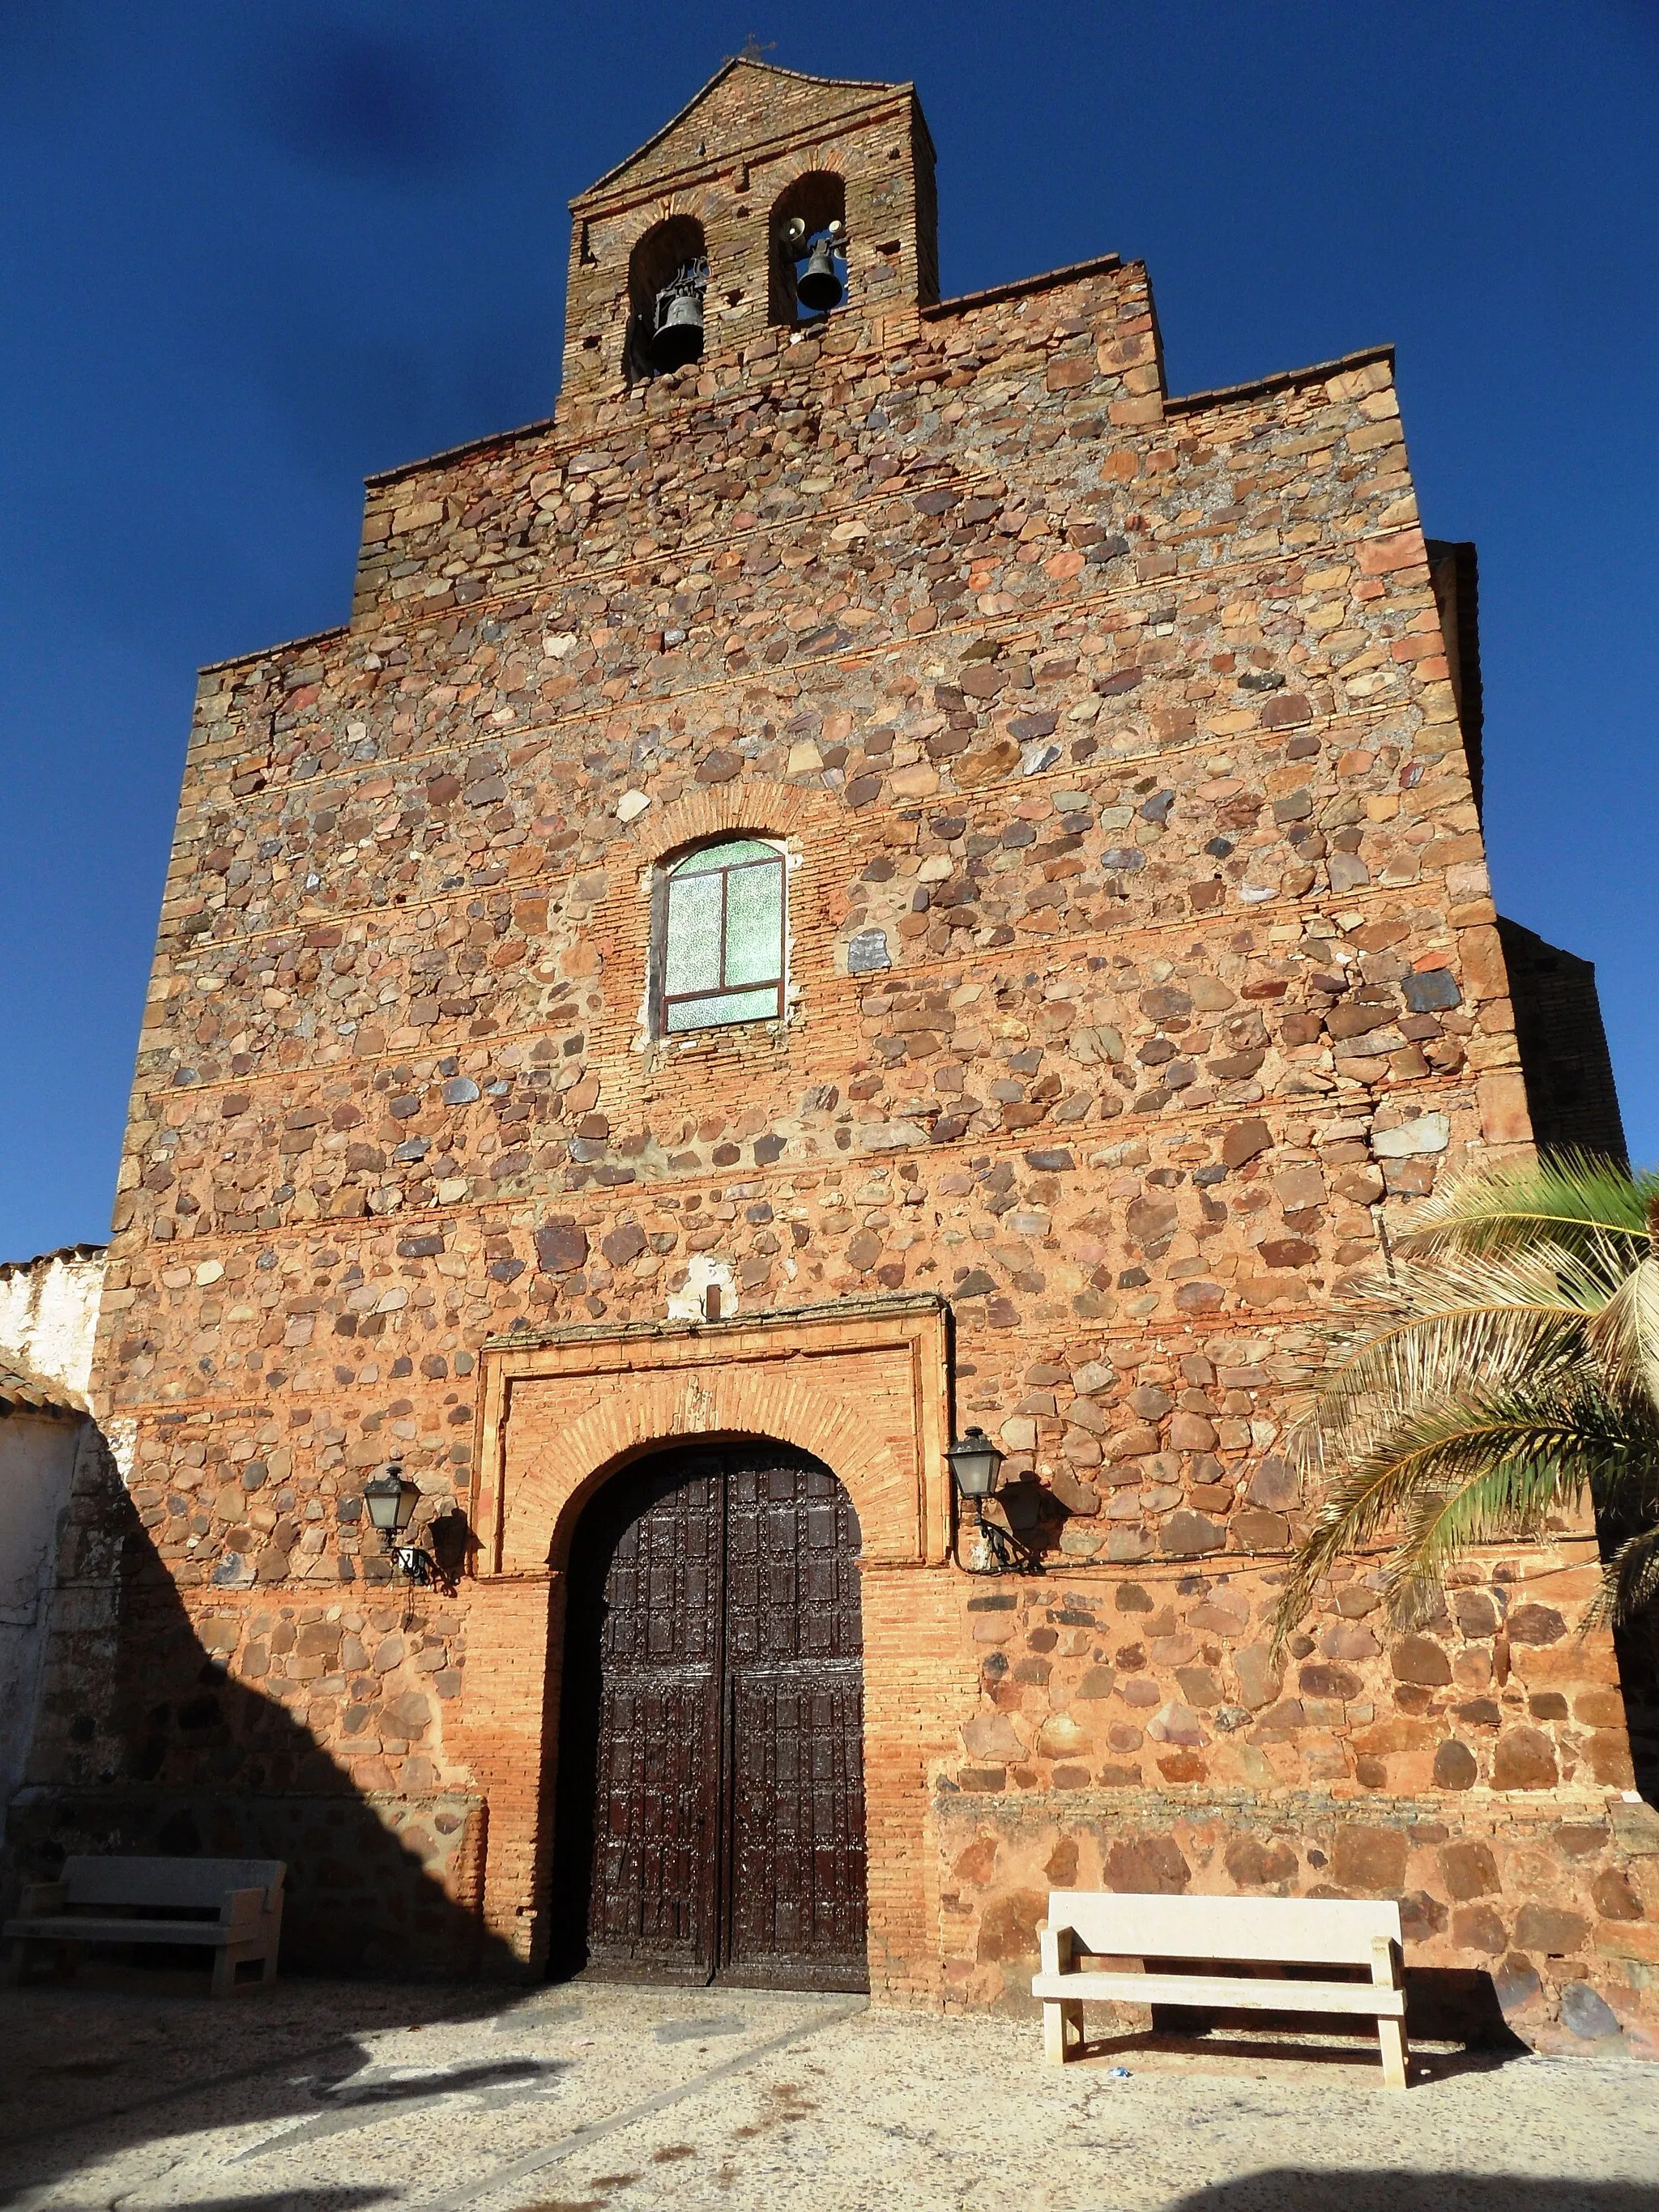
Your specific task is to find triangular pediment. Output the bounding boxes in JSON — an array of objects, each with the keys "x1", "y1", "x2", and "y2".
[{"x1": 574, "y1": 58, "x2": 911, "y2": 204}]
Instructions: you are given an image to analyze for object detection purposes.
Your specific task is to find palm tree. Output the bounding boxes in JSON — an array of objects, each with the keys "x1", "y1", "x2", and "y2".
[{"x1": 1274, "y1": 1151, "x2": 1659, "y2": 1646}]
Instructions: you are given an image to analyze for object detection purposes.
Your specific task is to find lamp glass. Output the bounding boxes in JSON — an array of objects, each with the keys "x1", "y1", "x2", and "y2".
[
  {"x1": 948, "y1": 1426, "x2": 1004, "y2": 1501},
  {"x1": 365, "y1": 1466, "x2": 416, "y2": 1535}
]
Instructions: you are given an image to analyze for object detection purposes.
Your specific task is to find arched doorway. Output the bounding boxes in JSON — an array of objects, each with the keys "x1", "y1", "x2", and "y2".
[{"x1": 550, "y1": 1438, "x2": 868, "y2": 1992}]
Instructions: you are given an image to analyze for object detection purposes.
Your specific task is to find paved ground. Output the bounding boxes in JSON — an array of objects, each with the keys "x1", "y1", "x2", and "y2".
[{"x1": 0, "y1": 1971, "x2": 1656, "y2": 2212}]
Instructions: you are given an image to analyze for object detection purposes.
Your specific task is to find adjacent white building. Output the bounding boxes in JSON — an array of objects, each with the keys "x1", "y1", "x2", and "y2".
[{"x1": 0, "y1": 1247, "x2": 105, "y2": 1838}]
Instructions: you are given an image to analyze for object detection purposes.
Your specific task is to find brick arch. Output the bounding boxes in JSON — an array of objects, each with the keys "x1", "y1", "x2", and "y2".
[
  {"x1": 496, "y1": 1361, "x2": 928, "y2": 1574},
  {"x1": 627, "y1": 212, "x2": 706, "y2": 304},
  {"x1": 622, "y1": 776, "x2": 829, "y2": 866},
  {"x1": 616, "y1": 187, "x2": 721, "y2": 266},
  {"x1": 469, "y1": 1306, "x2": 949, "y2": 1981}
]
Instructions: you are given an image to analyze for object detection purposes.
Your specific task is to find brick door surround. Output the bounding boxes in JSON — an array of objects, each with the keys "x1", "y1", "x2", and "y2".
[{"x1": 461, "y1": 1293, "x2": 961, "y2": 1978}]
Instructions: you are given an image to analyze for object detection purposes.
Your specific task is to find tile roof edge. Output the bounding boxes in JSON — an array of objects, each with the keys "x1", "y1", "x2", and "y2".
[{"x1": 0, "y1": 1242, "x2": 107, "y2": 1276}]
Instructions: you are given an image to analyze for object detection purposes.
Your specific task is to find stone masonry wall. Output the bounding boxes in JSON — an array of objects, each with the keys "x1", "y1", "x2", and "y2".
[
  {"x1": 940, "y1": 1562, "x2": 1658, "y2": 2056},
  {"x1": 1499, "y1": 917, "x2": 1629, "y2": 1163},
  {"x1": 23, "y1": 64, "x2": 1648, "y2": 2044}
]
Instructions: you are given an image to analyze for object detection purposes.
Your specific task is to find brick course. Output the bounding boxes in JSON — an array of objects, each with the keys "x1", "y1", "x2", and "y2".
[{"x1": 19, "y1": 59, "x2": 1648, "y2": 2046}]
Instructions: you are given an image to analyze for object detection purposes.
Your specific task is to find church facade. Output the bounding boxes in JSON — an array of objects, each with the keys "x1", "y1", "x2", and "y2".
[{"x1": 14, "y1": 62, "x2": 1654, "y2": 2041}]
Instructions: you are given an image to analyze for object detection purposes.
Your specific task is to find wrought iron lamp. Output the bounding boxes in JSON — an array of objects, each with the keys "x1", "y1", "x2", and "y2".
[
  {"x1": 948, "y1": 1426, "x2": 1013, "y2": 1573},
  {"x1": 362, "y1": 1462, "x2": 435, "y2": 1585},
  {"x1": 948, "y1": 1427, "x2": 1043, "y2": 1575}
]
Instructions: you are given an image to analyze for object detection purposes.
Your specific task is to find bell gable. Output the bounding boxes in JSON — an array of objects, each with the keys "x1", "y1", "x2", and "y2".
[{"x1": 560, "y1": 58, "x2": 938, "y2": 409}]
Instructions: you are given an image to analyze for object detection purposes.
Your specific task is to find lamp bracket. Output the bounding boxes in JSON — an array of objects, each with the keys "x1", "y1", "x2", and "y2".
[
  {"x1": 393, "y1": 1545, "x2": 450, "y2": 1591},
  {"x1": 961, "y1": 1496, "x2": 1043, "y2": 1577}
]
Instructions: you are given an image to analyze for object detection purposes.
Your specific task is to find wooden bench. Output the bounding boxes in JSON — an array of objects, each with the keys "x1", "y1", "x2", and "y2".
[
  {"x1": 1032, "y1": 1890, "x2": 1409, "y2": 2089},
  {"x1": 2, "y1": 1856, "x2": 284, "y2": 1997}
]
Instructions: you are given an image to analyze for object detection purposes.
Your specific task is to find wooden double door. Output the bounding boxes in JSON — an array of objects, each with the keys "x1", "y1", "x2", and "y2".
[{"x1": 552, "y1": 1440, "x2": 868, "y2": 1991}]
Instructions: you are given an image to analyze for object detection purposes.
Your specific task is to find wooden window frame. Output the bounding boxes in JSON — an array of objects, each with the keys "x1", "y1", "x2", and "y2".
[{"x1": 654, "y1": 840, "x2": 787, "y2": 1038}]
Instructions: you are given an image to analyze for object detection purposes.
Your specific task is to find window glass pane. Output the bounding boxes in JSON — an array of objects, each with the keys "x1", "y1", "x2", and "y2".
[
  {"x1": 663, "y1": 870, "x2": 722, "y2": 995},
  {"x1": 671, "y1": 837, "x2": 776, "y2": 876},
  {"x1": 666, "y1": 986, "x2": 778, "y2": 1033},
  {"x1": 723, "y1": 859, "x2": 783, "y2": 987},
  {"x1": 659, "y1": 837, "x2": 787, "y2": 1036}
]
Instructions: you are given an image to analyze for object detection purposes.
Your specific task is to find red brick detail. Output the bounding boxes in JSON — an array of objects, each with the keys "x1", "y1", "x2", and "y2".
[
  {"x1": 631, "y1": 778, "x2": 825, "y2": 863},
  {"x1": 465, "y1": 1299, "x2": 957, "y2": 1991},
  {"x1": 478, "y1": 1301, "x2": 949, "y2": 1572},
  {"x1": 449, "y1": 1571, "x2": 558, "y2": 1967}
]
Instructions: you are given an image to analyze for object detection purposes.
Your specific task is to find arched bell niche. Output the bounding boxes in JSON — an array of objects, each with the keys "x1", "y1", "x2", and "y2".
[
  {"x1": 626, "y1": 214, "x2": 708, "y2": 381},
  {"x1": 768, "y1": 171, "x2": 847, "y2": 326}
]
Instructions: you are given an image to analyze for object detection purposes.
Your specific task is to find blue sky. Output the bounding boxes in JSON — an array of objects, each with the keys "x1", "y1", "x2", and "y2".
[{"x1": 2, "y1": 2, "x2": 1655, "y2": 1257}]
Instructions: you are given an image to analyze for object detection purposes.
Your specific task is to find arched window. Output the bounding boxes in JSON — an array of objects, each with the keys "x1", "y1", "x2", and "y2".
[
  {"x1": 626, "y1": 215, "x2": 707, "y2": 381},
  {"x1": 769, "y1": 172, "x2": 847, "y2": 326},
  {"x1": 655, "y1": 837, "x2": 787, "y2": 1035}
]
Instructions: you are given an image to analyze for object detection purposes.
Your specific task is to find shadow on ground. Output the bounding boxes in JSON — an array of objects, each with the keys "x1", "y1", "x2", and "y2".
[
  {"x1": 0, "y1": 1429, "x2": 532, "y2": 2204},
  {"x1": 40, "y1": 2200, "x2": 393, "y2": 2212},
  {"x1": 1064, "y1": 2027, "x2": 1516, "y2": 2086},
  {"x1": 1064, "y1": 1963, "x2": 1532, "y2": 2081},
  {"x1": 0, "y1": 1979, "x2": 580, "y2": 2206},
  {"x1": 1169, "y1": 2179, "x2": 1659, "y2": 2211}
]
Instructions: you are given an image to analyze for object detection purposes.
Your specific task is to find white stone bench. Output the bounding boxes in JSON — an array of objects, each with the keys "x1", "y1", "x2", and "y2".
[
  {"x1": 2, "y1": 1856, "x2": 284, "y2": 1997},
  {"x1": 1031, "y1": 1889, "x2": 1409, "y2": 2089}
]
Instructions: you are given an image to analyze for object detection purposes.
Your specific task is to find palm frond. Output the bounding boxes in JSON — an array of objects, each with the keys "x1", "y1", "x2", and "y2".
[
  {"x1": 1290, "y1": 1242, "x2": 1618, "y2": 1464},
  {"x1": 1588, "y1": 1523, "x2": 1659, "y2": 1630},
  {"x1": 1279, "y1": 1152, "x2": 1659, "y2": 1647},
  {"x1": 1273, "y1": 1383, "x2": 1643, "y2": 1647},
  {"x1": 1397, "y1": 1151, "x2": 1659, "y2": 1262},
  {"x1": 1303, "y1": 1388, "x2": 1606, "y2": 1558},
  {"x1": 1383, "y1": 1442, "x2": 1603, "y2": 1622},
  {"x1": 1587, "y1": 1253, "x2": 1659, "y2": 1414},
  {"x1": 1330, "y1": 1237, "x2": 1630, "y2": 1333}
]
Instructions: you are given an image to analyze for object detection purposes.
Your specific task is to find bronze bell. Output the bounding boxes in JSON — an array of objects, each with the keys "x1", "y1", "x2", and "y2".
[
  {"x1": 795, "y1": 223, "x2": 845, "y2": 313},
  {"x1": 649, "y1": 282, "x2": 705, "y2": 372}
]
